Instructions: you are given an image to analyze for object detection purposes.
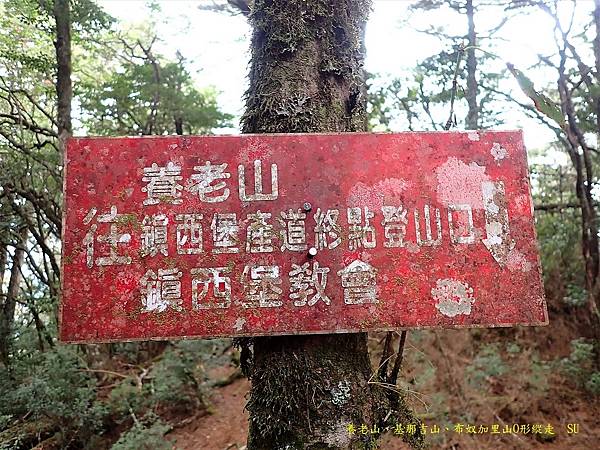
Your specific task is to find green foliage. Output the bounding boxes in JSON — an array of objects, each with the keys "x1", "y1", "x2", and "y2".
[
  {"x1": 584, "y1": 372, "x2": 600, "y2": 395},
  {"x1": 0, "y1": 416, "x2": 12, "y2": 431},
  {"x1": 531, "y1": 162, "x2": 583, "y2": 288},
  {"x1": 106, "y1": 341, "x2": 208, "y2": 422},
  {"x1": 0, "y1": 347, "x2": 107, "y2": 438},
  {"x1": 369, "y1": 0, "x2": 507, "y2": 131},
  {"x1": 560, "y1": 338, "x2": 599, "y2": 395},
  {"x1": 4, "y1": 0, "x2": 114, "y2": 33},
  {"x1": 562, "y1": 284, "x2": 587, "y2": 308},
  {"x1": 410, "y1": 0, "x2": 451, "y2": 11},
  {"x1": 506, "y1": 62, "x2": 565, "y2": 129},
  {"x1": 561, "y1": 339, "x2": 594, "y2": 375},
  {"x1": 367, "y1": 44, "x2": 503, "y2": 131},
  {"x1": 109, "y1": 378, "x2": 146, "y2": 419},
  {"x1": 147, "y1": 341, "x2": 207, "y2": 412},
  {"x1": 506, "y1": 342, "x2": 520, "y2": 354},
  {"x1": 0, "y1": 0, "x2": 230, "y2": 444},
  {"x1": 527, "y1": 355, "x2": 551, "y2": 394},
  {"x1": 77, "y1": 33, "x2": 232, "y2": 136},
  {"x1": 465, "y1": 344, "x2": 507, "y2": 388},
  {"x1": 0, "y1": 340, "x2": 211, "y2": 446},
  {"x1": 0, "y1": 1, "x2": 54, "y2": 74},
  {"x1": 536, "y1": 209, "x2": 582, "y2": 285},
  {"x1": 1, "y1": 0, "x2": 114, "y2": 70},
  {"x1": 70, "y1": 0, "x2": 116, "y2": 36},
  {"x1": 503, "y1": 343, "x2": 551, "y2": 394},
  {"x1": 111, "y1": 415, "x2": 173, "y2": 450}
]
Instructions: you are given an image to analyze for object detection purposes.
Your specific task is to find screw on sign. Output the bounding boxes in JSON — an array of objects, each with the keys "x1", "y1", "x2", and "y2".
[{"x1": 59, "y1": 131, "x2": 547, "y2": 343}]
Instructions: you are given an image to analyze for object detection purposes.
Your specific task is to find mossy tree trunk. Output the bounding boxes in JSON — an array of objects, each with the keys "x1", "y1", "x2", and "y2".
[
  {"x1": 52, "y1": 0, "x2": 72, "y2": 152},
  {"x1": 240, "y1": 1, "x2": 423, "y2": 448}
]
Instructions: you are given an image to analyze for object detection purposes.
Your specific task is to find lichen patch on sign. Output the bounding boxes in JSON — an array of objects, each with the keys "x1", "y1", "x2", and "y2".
[
  {"x1": 432, "y1": 278, "x2": 475, "y2": 317},
  {"x1": 491, "y1": 142, "x2": 508, "y2": 162},
  {"x1": 506, "y1": 248, "x2": 533, "y2": 272},
  {"x1": 435, "y1": 157, "x2": 490, "y2": 209},
  {"x1": 347, "y1": 177, "x2": 409, "y2": 209}
]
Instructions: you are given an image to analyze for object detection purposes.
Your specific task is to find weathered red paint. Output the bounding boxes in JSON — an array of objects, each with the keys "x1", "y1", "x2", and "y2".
[{"x1": 60, "y1": 131, "x2": 547, "y2": 343}]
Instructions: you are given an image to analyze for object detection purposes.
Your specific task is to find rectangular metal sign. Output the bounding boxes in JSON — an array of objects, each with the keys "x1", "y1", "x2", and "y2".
[{"x1": 60, "y1": 131, "x2": 547, "y2": 342}]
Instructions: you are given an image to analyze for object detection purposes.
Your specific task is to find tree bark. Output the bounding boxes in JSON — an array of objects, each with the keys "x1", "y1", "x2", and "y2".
[
  {"x1": 465, "y1": 0, "x2": 478, "y2": 130},
  {"x1": 0, "y1": 227, "x2": 7, "y2": 299},
  {"x1": 139, "y1": 40, "x2": 161, "y2": 135},
  {"x1": 175, "y1": 116, "x2": 184, "y2": 135},
  {"x1": 589, "y1": 0, "x2": 600, "y2": 326},
  {"x1": 240, "y1": 1, "x2": 423, "y2": 448},
  {"x1": 0, "y1": 227, "x2": 28, "y2": 366},
  {"x1": 52, "y1": 0, "x2": 72, "y2": 152},
  {"x1": 555, "y1": 44, "x2": 600, "y2": 328},
  {"x1": 594, "y1": 0, "x2": 600, "y2": 101}
]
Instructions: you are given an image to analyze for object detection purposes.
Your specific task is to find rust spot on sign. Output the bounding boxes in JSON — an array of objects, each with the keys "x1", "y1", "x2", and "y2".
[{"x1": 60, "y1": 131, "x2": 547, "y2": 343}]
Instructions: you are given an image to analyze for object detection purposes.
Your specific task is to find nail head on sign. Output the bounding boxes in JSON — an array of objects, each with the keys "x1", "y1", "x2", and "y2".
[
  {"x1": 308, "y1": 247, "x2": 318, "y2": 258},
  {"x1": 303, "y1": 202, "x2": 312, "y2": 212}
]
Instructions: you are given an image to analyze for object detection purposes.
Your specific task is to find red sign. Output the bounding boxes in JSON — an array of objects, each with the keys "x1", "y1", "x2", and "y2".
[{"x1": 60, "y1": 131, "x2": 547, "y2": 343}]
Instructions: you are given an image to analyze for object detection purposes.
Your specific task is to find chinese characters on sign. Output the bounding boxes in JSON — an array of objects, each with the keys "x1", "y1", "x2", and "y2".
[{"x1": 60, "y1": 132, "x2": 547, "y2": 342}]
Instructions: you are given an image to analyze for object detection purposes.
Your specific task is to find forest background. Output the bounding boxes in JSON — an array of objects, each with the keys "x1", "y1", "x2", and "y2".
[{"x1": 0, "y1": 0, "x2": 598, "y2": 449}]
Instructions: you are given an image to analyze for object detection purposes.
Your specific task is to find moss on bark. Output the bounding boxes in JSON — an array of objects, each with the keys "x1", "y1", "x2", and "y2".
[
  {"x1": 241, "y1": 1, "x2": 424, "y2": 448},
  {"x1": 242, "y1": 0, "x2": 369, "y2": 135}
]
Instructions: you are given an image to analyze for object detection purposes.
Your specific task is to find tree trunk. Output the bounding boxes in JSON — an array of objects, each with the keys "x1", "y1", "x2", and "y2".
[
  {"x1": 139, "y1": 41, "x2": 161, "y2": 135},
  {"x1": 175, "y1": 116, "x2": 184, "y2": 135},
  {"x1": 240, "y1": 1, "x2": 423, "y2": 448},
  {"x1": 53, "y1": 0, "x2": 72, "y2": 152},
  {"x1": 0, "y1": 227, "x2": 28, "y2": 366},
  {"x1": 590, "y1": 0, "x2": 600, "y2": 327},
  {"x1": 594, "y1": 0, "x2": 600, "y2": 117},
  {"x1": 465, "y1": 0, "x2": 478, "y2": 130},
  {"x1": 555, "y1": 44, "x2": 600, "y2": 332},
  {"x1": 0, "y1": 227, "x2": 7, "y2": 299}
]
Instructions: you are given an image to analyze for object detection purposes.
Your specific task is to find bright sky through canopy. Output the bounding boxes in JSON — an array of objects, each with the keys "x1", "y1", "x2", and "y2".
[{"x1": 98, "y1": 0, "x2": 589, "y2": 155}]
